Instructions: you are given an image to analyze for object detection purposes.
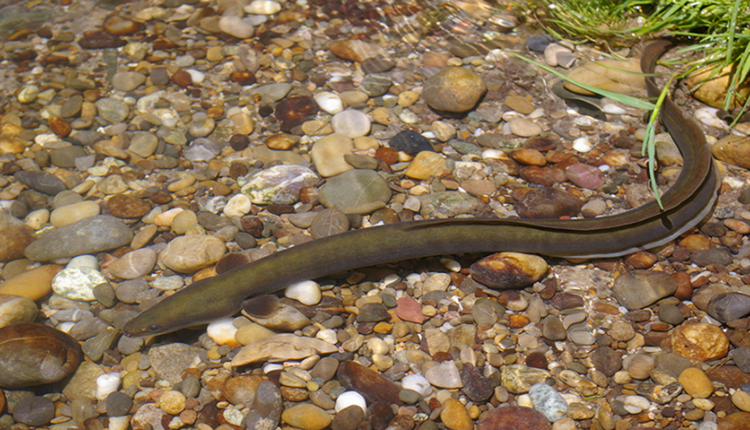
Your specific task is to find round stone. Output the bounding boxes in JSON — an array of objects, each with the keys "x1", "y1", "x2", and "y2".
[
  {"x1": 331, "y1": 109, "x2": 371, "y2": 138},
  {"x1": 423, "y1": 67, "x2": 487, "y2": 113}
]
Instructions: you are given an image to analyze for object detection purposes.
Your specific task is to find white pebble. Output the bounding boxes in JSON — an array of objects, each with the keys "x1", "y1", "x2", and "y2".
[
  {"x1": 401, "y1": 374, "x2": 433, "y2": 397},
  {"x1": 206, "y1": 318, "x2": 239, "y2": 346},
  {"x1": 481, "y1": 148, "x2": 506, "y2": 160},
  {"x1": 186, "y1": 69, "x2": 205, "y2": 84},
  {"x1": 244, "y1": 0, "x2": 281, "y2": 14},
  {"x1": 218, "y1": 16, "x2": 255, "y2": 39},
  {"x1": 316, "y1": 328, "x2": 338, "y2": 344},
  {"x1": 314, "y1": 92, "x2": 344, "y2": 115},
  {"x1": 285, "y1": 280, "x2": 322, "y2": 305},
  {"x1": 96, "y1": 372, "x2": 122, "y2": 401},
  {"x1": 695, "y1": 107, "x2": 727, "y2": 130},
  {"x1": 367, "y1": 337, "x2": 389, "y2": 355},
  {"x1": 602, "y1": 103, "x2": 627, "y2": 114},
  {"x1": 58, "y1": 321, "x2": 75, "y2": 333},
  {"x1": 263, "y1": 363, "x2": 284, "y2": 373},
  {"x1": 516, "y1": 393, "x2": 533, "y2": 408},
  {"x1": 331, "y1": 109, "x2": 371, "y2": 138},
  {"x1": 223, "y1": 193, "x2": 252, "y2": 218},
  {"x1": 52, "y1": 267, "x2": 108, "y2": 301},
  {"x1": 572, "y1": 137, "x2": 592, "y2": 152},
  {"x1": 440, "y1": 258, "x2": 461, "y2": 272},
  {"x1": 622, "y1": 395, "x2": 650, "y2": 414},
  {"x1": 335, "y1": 391, "x2": 367, "y2": 413},
  {"x1": 67, "y1": 255, "x2": 99, "y2": 271},
  {"x1": 109, "y1": 416, "x2": 129, "y2": 430}
]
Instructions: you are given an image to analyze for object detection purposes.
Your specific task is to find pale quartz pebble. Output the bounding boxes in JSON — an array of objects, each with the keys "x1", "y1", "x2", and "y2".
[
  {"x1": 244, "y1": 0, "x2": 281, "y2": 14},
  {"x1": 24, "y1": 209, "x2": 50, "y2": 230},
  {"x1": 528, "y1": 108, "x2": 545, "y2": 119},
  {"x1": 367, "y1": 337, "x2": 389, "y2": 355},
  {"x1": 622, "y1": 395, "x2": 650, "y2": 414},
  {"x1": 316, "y1": 328, "x2": 338, "y2": 344},
  {"x1": 18, "y1": 85, "x2": 39, "y2": 103},
  {"x1": 335, "y1": 391, "x2": 367, "y2": 413},
  {"x1": 401, "y1": 374, "x2": 433, "y2": 397},
  {"x1": 482, "y1": 148, "x2": 506, "y2": 159},
  {"x1": 516, "y1": 394, "x2": 533, "y2": 408},
  {"x1": 153, "y1": 207, "x2": 184, "y2": 226},
  {"x1": 403, "y1": 195, "x2": 421, "y2": 212},
  {"x1": 207, "y1": 318, "x2": 240, "y2": 347},
  {"x1": 263, "y1": 363, "x2": 284, "y2": 373},
  {"x1": 218, "y1": 16, "x2": 254, "y2": 39},
  {"x1": 695, "y1": 107, "x2": 727, "y2": 130},
  {"x1": 602, "y1": 103, "x2": 627, "y2": 114},
  {"x1": 331, "y1": 109, "x2": 371, "y2": 138},
  {"x1": 572, "y1": 137, "x2": 593, "y2": 152},
  {"x1": 693, "y1": 398, "x2": 715, "y2": 411},
  {"x1": 440, "y1": 258, "x2": 461, "y2": 272},
  {"x1": 52, "y1": 267, "x2": 108, "y2": 301},
  {"x1": 58, "y1": 321, "x2": 75, "y2": 333},
  {"x1": 285, "y1": 280, "x2": 322, "y2": 305},
  {"x1": 96, "y1": 373, "x2": 122, "y2": 401},
  {"x1": 314, "y1": 92, "x2": 344, "y2": 115},
  {"x1": 399, "y1": 110, "x2": 420, "y2": 124},
  {"x1": 109, "y1": 416, "x2": 129, "y2": 430},
  {"x1": 67, "y1": 255, "x2": 99, "y2": 271},
  {"x1": 186, "y1": 69, "x2": 205, "y2": 84},
  {"x1": 223, "y1": 194, "x2": 252, "y2": 218}
]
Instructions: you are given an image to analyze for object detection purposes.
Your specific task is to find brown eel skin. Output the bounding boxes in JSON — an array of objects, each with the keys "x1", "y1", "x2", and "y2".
[{"x1": 124, "y1": 40, "x2": 719, "y2": 337}]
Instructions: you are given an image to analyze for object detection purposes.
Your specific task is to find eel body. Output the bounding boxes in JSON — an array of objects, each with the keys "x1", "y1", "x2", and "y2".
[{"x1": 123, "y1": 40, "x2": 719, "y2": 337}]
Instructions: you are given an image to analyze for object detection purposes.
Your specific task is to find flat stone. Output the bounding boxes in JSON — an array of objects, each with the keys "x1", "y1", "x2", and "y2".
[
  {"x1": 232, "y1": 334, "x2": 337, "y2": 366},
  {"x1": 318, "y1": 169, "x2": 391, "y2": 214},
  {"x1": 423, "y1": 67, "x2": 487, "y2": 113},
  {"x1": 24, "y1": 216, "x2": 133, "y2": 261}
]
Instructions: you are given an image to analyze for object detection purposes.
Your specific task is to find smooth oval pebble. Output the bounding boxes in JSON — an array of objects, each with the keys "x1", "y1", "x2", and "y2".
[
  {"x1": 0, "y1": 294, "x2": 37, "y2": 329},
  {"x1": 49, "y1": 200, "x2": 101, "y2": 228},
  {"x1": 285, "y1": 280, "x2": 322, "y2": 306},
  {"x1": 423, "y1": 67, "x2": 487, "y2": 113},
  {"x1": 0, "y1": 323, "x2": 83, "y2": 388},
  {"x1": 0, "y1": 265, "x2": 62, "y2": 300},
  {"x1": 678, "y1": 367, "x2": 714, "y2": 399},
  {"x1": 470, "y1": 252, "x2": 548, "y2": 290},
  {"x1": 107, "y1": 248, "x2": 158, "y2": 279},
  {"x1": 335, "y1": 391, "x2": 366, "y2": 413},
  {"x1": 281, "y1": 403, "x2": 331, "y2": 430},
  {"x1": 529, "y1": 383, "x2": 568, "y2": 422},
  {"x1": 12, "y1": 396, "x2": 55, "y2": 427}
]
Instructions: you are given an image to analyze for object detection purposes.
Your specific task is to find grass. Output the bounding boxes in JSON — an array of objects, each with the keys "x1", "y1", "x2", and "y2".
[{"x1": 515, "y1": 0, "x2": 750, "y2": 206}]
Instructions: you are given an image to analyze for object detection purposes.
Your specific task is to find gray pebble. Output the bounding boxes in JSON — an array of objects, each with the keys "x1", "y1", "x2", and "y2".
[
  {"x1": 14, "y1": 170, "x2": 67, "y2": 195},
  {"x1": 115, "y1": 278, "x2": 149, "y2": 304},
  {"x1": 24, "y1": 215, "x2": 134, "y2": 261},
  {"x1": 658, "y1": 303, "x2": 685, "y2": 325},
  {"x1": 106, "y1": 391, "x2": 133, "y2": 417},
  {"x1": 181, "y1": 375, "x2": 202, "y2": 398},
  {"x1": 12, "y1": 396, "x2": 55, "y2": 427},
  {"x1": 93, "y1": 282, "x2": 117, "y2": 307},
  {"x1": 359, "y1": 74, "x2": 392, "y2": 97},
  {"x1": 733, "y1": 347, "x2": 750, "y2": 373}
]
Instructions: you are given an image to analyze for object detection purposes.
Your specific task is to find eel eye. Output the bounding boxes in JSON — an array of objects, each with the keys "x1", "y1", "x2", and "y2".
[{"x1": 148, "y1": 324, "x2": 162, "y2": 332}]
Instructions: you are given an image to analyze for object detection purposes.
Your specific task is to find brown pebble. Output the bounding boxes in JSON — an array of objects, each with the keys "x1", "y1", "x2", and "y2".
[
  {"x1": 171, "y1": 70, "x2": 193, "y2": 87},
  {"x1": 505, "y1": 95, "x2": 535, "y2": 114},
  {"x1": 275, "y1": 96, "x2": 318, "y2": 121},
  {"x1": 107, "y1": 194, "x2": 152, "y2": 219},
  {"x1": 625, "y1": 251, "x2": 658, "y2": 269},
  {"x1": 512, "y1": 148, "x2": 546, "y2": 166},
  {"x1": 470, "y1": 252, "x2": 548, "y2": 290},
  {"x1": 102, "y1": 15, "x2": 145, "y2": 35}
]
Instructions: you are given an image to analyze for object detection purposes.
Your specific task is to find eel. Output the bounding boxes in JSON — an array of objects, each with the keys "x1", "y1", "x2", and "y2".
[{"x1": 123, "y1": 40, "x2": 719, "y2": 337}]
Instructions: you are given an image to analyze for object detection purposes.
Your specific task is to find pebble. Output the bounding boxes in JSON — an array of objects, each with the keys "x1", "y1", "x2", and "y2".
[
  {"x1": 509, "y1": 118, "x2": 542, "y2": 137},
  {"x1": 314, "y1": 92, "x2": 344, "y2": 115},
  {"x1": 14, "y1": 170, "x2": 66, "y2": 195},
  {"x1": 311, "y1": 134, "x2": 355, "y2": 177},
  {"x1": 359, "y1": 74, "x2": 393, "y2": 97},
  {"x1": 331, "y1": 109, "x2": 371, "y2": 138},
  {"x1": 318, "y1": 169, "x2": 391, "y2": 214},
  {"x1": 424, "y1": 361, "x2": 463, "y2": 389},
  {"x1": 441, "y1": 398, "x2": 473, "y2": 430},
  {"x1": 423, "y1": 67, "x2": 487, "y2": 113},
  {"x1": 285, "y1": 280, "x2": 322, "y2": 305},
  {"x1": 158, "y1": 234, "x2": 226, "y2": 273},
  {"x1": 529, "y1": 383, "x2": 568, "y2": 422},
  {"x1": 515, "y1": 187, "x2": 582, "y2": 219},
  {"x1": 477, "y1": 406, "x2": 552, "y2": 430},
  {"x1": 52, "y1": 265, "x2": 108, "y2": 301},
  {"x1": 231, "y1": 333, "x2": 337, "y2": 366},
  {"x1": 24, "y1": 215, "x2": 133, "y2": 261},
  {"x1": 206, "y1": 318, "x2": 240, "y2": 347},
  {"x1": 241, "y1": 164, "x2": 318, "y2": 205},
  {"x1": 0, "y1": 323, "x2": 82, "y2": 388},
  {"x1": 470, "y1": 252, "x2": 548, "y2": 289},
  {"x1": 679, "y1": 368, "x2": 714, "y2": 399},
  {"x1": 281, "y1": 403, "x2": 332, "y2": 430},
  {"x1": 665, "y1": 323, "x2": 729, "y2": 362},
  {"x1": 612, "y1": 270, "x2": 678, "y2": 310},
  {"x1": 404, "y1": 151, "x2": 448, "y2": 180},
  {"x1": 112, "y1": 71, "x2": 146, "y2": 91},
  {"x1": 96, "y1": 372, "x2": 122, "y2": 401},
  {"x1": 707, "y1": 292, "x2": 750, "y2": 323},
  {"x1": 731, "y1": 390, "x2": 750, "y2": 412},
  {"x1": 335, "y1": 391, "x2": 366, "y2": 413},
  {"x1": 106, "y1": 248, "x2": 157, "y2": 279},
  {"x1": 564, "y1": 58, "x2": 646, "y2": 96},
  {"x1": 12, "y1": 396, "x2": 55, "y2": 427},
  {"x1": 219, "y1": 15, "x2": 255, "y2": 39}
]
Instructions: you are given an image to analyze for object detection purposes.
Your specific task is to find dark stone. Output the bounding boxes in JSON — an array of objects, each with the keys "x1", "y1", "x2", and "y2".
[
  {"x1": 461, "y1": 363, "x2": 493, "y2": 402},
  {"x1": 526, "y1": 36, "x2": 552, "y2": 52},
  {"x1": 691, "y1": 247, "x2": 734, "y2": 267},
  {"x1": 106, "y1": 391, "x2": 133, "y2": 417},
  {"x1": 336, "y1": 361, "x2": 402, "y2": 405},
  {"x1": 14, "y1": 170, "x2": 67, "y2": 195},
  {"x1": 707, "y1": 293, "x2": 750, "y2": 323},
  {"x1": 389, "y1": 130, "x2": 433, "y2": 155},
  {"x1": 591, "y1": 346, "x2": 622, "y2": 377},
  {"x1": 515, "y1": 186, "x2": 582, "y2": 219},
  {"x1": 12, "y1": 396, "x2": 55, "y2": 427},
  {"x1": 477, "y1": 406, "x2": 551, "y2": 430}
]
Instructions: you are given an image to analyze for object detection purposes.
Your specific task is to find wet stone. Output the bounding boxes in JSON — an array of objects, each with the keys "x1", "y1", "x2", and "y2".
[
  {"x1": 477, "y1": 406, "x2": 551, "y2": 430},
  {"x1": 107, "y1": 194, "x2": 152, "y2": 218},
  {"x1": 359, "y1": 74, "x2": 392, "y2": 97},
  {"x1": 390, "y1": 129, "x2": 433, "y2": 155},
  {"x1": 95, "y1": 98, "x2": 130, "y2": 123},
  {"x1": 461, "y1": 363, "x2": 493, "y2": 402},
  {"x1": 423, "y1": 67, "x2": 487, "y2": 113},
  {"x1": 106, "y1": 391, "x2": 133, "y2": 417},
  {"x1": 12, "y1": 396, "x2": 55, "y2": 427},
  {"x1": 613, "y1": 271, "x2": 678, "y2": 310},
  {"x1": 691, "y1": 247, "x2": 734, "y2": 267},
  {"x1": 112, "y1": 71, "x2": 146, "y2": 92},
  {"x1": 14, "y1": 170, "x2": 66, "y2": 195},
  {"x1": 515, "y1": 187, "x2": 583, "y2": 219},
  {"x1": 591, "y1": 346, "x2": 622, "y2": 377},
  {"x1": 336, "y1": 361, "x2": 402, "y2": 405},
  {"x1": 275, "y1": 96, "x2": 318, "y2": 121},
  {"x1": 659, "y1": 303, "x2": 686, "y2": 325},
  {"x1": 318, "y1": 169, "x2": 392, "y2": 215},
  {"x1": 707, "y1": 293, "x2": 750, "y2": 323},
  {"x1": 49, "y1": 145, "x2": 87, "y2": 168},
  {"x1": 24, "y1": 215, "x2": 133, "y2": 261}
]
